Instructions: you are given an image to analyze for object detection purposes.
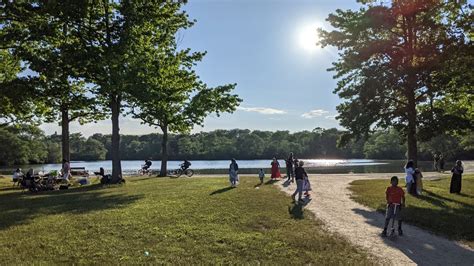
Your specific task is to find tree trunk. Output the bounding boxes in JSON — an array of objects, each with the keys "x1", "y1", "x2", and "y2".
[
  {"x1": 61, "y1": 108, "x2": 70, "y2": 162},
  {"x1": 159, "y1": 125, "x2": 168, "y2": 177},
  {"x1": 111, "y1": 95, "x2": 122, "y2": 182},
  {"x1": 406, "y1": 79, "x2": 418, "y2": 167}
]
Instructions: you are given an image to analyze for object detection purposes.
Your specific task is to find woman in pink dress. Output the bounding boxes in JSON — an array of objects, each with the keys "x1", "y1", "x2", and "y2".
[{"x1": 271, "y1": 157, "x2": 281, "y2": 179}]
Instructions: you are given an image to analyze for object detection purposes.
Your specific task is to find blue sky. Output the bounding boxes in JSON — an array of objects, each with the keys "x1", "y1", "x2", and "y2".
[{"x1": 41, "y1": 0, "x2": 361, "y2": 136}]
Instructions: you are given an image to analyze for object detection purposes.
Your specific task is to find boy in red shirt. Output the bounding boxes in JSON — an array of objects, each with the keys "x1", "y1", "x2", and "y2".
[{"x1": 382, "y1": 176, "x2": 405, "y2": 237}]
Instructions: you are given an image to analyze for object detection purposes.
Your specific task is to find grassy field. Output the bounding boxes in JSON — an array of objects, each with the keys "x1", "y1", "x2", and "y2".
[
  {"x1": 349, "y1": 174, "x2": 474, "y2": 248},
  {"x1": 0, "y1": 176, "x2": 371, "y2": 264}
]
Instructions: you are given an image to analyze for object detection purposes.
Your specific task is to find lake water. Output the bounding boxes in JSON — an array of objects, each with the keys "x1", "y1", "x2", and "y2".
[{"x1": 1, "y1": 159, "x2": 457, "y2": 175}]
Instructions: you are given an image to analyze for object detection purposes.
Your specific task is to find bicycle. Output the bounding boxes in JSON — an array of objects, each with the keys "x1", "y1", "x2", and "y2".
[
  {"x1": 138, "y1": 166, "x2": 152, "y2": 176},
  {"x1": 168, "y1": 168, "x2": 194, "y2": 177}
]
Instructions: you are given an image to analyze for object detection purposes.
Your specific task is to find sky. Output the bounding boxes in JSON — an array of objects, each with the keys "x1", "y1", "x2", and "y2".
[{"x1": 40, "y1": 0, "x2": 362, "y2": 137}]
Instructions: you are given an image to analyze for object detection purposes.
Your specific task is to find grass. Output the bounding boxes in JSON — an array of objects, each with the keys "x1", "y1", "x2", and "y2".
[
  {"x1": 0, "y1": 176, "x2": 372, "y2": 264},
  {"x1": 349, "y1": 174, "x2": 474, "y2": 248}
]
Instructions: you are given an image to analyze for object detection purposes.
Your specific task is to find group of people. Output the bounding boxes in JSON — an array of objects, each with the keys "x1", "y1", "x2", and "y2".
[
  {"x1": 433, "y1": 153, "x2": 446, "y2": 172},
  {"x1": 382, "y1": 158, "x2": 466, "y2": 237},
  {"x1": 229, "y1": 153, "x2": 312, "y2": 203}
]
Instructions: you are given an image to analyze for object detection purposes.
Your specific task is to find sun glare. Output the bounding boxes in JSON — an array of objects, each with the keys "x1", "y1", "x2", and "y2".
[{"x1": 298, "y1": 24, "x2": 320, "y2": 53}]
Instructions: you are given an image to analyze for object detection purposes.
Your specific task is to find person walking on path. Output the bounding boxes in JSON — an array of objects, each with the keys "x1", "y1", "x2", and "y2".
[
  {"x1": 382, "y1": 176, "x2": 405, "y2": 237},
  {"x1": 292, "y1": 161, "x2": 307, "y2": 203},
  {"x1": 404, "y1": 160, "x2": 416, "y2": 195},
  {"x1": 450, "y1": 160, "x2": 464, "y2": 194},
  {"x1": 270, "y1": 157, "x2": 281, "y2": 180},
  {"x1": 229, "y1": 159, "x2": 239, "y2": 187},
  {"x1": 285, "y1": 152, "x2": 295, "y2": 183}
]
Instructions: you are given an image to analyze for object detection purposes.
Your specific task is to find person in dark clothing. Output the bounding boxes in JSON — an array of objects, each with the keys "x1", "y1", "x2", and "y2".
[
  {"x1": 433, "y1": 153, "x2": 440, "y2": 172},
  {"x1": 292, "y1": 161, "x2": 307, "y2": 203},
  {"x1": 285, "y1": 152, "x2": 295, "y2": 183},
  {"x1": 181, "y1": 160, "x2": 191, "y2": 171},
  {"x1": 450, "y1": 160, "x2": 464, "y2": 194},
  {"x1": 143, "y1": 159, "x2": 152, "y2": 170}
]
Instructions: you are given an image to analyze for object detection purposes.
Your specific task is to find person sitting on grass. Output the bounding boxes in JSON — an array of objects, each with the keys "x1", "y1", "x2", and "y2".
[
  {"x1": 382, "y1": 176, "x2": 405, "y2": 237},
  {"x1": 258, "y1": 168, "x2": 265, "y2": 185},
  {"x1": 12, "y1": 168, "x2": 24, "y2": 185},
  {"x1": 292, "y1": 161, "x2": 307, "y2": 203}
]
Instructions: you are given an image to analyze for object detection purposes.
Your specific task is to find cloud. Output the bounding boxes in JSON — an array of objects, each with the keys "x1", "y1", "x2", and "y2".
[
  {"x1": 301, "y1": 109, "x2": 329, "y2": 118},
  {"x1": 325, "y1": 115, "x2": 338, "y2": 120},
  {"x1": 237, "y1": 106, "x2": 287, "y2": 115}
]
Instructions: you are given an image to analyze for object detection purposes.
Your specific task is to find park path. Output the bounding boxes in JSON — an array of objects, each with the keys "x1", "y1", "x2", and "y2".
[{"x1": 277, "y1": 173, "x2": 474, "y2": 266}]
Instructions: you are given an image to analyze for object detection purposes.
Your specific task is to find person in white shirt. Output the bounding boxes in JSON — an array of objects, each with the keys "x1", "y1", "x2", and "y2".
[
  {"x1": 12, "y1": 168, "x2": 23, "y2": 184},
  {"x1": 405, "y1": 160, "x2": 416, "y2": 195},
  {"x1": 62, "y1": 159, "x2": 71, "y2": 181}
]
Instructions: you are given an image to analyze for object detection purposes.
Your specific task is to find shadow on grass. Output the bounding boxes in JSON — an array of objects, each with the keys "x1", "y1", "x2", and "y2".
[
  {"x1": 289, "y1": 203, "x2": 304, "y2": 219},
  {"x1": 209, "y1": 186, "x2": 235, "y2": 195},
  {"x1": 264, "y1": 179, "x2": 279, "y2": 185},
  {"x1": 352, "y1": 207, "x2": 474, "y2": 265},
  {"x1": 0, "y1": 184, "x2": 142, "y2": 231},
  {"x1": 422, "y1": 189, "x2": 474, "y2": 210}
]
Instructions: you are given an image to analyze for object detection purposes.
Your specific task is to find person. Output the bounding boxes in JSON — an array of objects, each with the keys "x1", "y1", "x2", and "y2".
[
  {"x1": 415, "y1": 168, "x2": 423, "y2": 196},
  {"x1": 181, "y1": 160, "x2": 191, "y2": 171},
  {"x1": 404, "y1": 160, "x2": 416, "y2": 196},
  {"x1": 433, "y1": 153, "x2": 440, "y2": 172},
  {"x1": 12, "y1": 168, "x2": 24, "y2": 184},
  {"x1": 229, "y1": 159, "x2": 239, "y2": 187},
  {"x1": 270, "y1": 157, "x2": 281, "y2": 180},
  {"x1": 292, "y1": 161, "x2": 307, "y2": 203},
  {"x1": 382, "y1": 176, "x2": 405, "y2": 237},
  {"x1": 439, "y1": 155, "x2": 445, "y2": 172},
  {"x1": 285, "y1": 153, "x2": 295, "y2": 182},
  {"x1": 450, "y1": 160, "x2": 464, "y2": 194},
  {"x1": 143, "y1": 159, "x2": 152, "y2": 170},
  {"x1": 258, "y1": 169, "x2": 265, "y2": 184},
  {"x1": 62, "y1": 159, "x2": 71, "y2": 181},
  {"x1": 303, "y1": 171, "x2": 312, "y2": 198}
]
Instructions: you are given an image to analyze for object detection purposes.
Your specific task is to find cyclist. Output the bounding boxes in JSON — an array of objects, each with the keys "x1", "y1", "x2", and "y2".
[
  {"x1": 142, "y1": 159, "x2": 152, "y2": 171},
  {"x1": 180, "y1": 160, "x2": 191, "y2": 171}
]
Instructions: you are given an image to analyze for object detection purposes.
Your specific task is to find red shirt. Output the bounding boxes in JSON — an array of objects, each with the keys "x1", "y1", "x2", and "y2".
[{"x1": 386, "y1": 186, "x2": 404, "y2": 204}]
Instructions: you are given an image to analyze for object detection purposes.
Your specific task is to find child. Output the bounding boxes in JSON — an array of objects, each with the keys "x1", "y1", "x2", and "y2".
[
  {"x1": 303, "y1": 173, "x2": 312, "y2": 198},
  {"x1": 415, "y1": 168, "x2": 423, "y2": 196},
  {"x1": 258, "y1": 169, "x2": 265, "y2": 184},
  {"x1": 382, "y1": 176, "x2": 405, "y2": 237}
]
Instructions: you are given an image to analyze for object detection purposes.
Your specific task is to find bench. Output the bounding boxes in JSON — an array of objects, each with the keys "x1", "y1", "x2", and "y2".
[{"x1": 70, "y1": 167, "x2": 89, "y2": 177}]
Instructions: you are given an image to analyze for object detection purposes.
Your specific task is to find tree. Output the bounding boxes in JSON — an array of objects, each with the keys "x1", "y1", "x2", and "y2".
[
  {"x1": 319, "y1": 0, "x2": 473, "y2": 165},
  {"x1": 364, "y1": 129, "x2": 405, "y2": 159},
  {"x1": 130, "y1": 47, "x2": 241, "y2": 175},
  {"x1": 1, "y1": 1, "x2": 104, "y2": 162}
]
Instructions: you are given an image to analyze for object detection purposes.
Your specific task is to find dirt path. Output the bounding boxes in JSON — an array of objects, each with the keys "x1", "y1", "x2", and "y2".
[{"x1": 278, "y1": 173, "x2": 474, "y2": 266}]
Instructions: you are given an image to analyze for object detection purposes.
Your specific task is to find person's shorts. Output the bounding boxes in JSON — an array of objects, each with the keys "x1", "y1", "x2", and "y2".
[{"x1": 385, "y1": 204, "x2": 402, "y2": 220}]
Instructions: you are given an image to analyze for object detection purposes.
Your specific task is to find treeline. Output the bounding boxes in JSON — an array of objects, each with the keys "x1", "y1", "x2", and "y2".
[{"x1": 1, "y1": 126, "x2": 472, "y2": 166}]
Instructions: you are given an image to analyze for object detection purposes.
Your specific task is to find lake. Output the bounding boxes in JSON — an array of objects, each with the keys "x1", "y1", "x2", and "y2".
[{"x1": 1, "y1": 159, "x2": 460, "y2": 175}]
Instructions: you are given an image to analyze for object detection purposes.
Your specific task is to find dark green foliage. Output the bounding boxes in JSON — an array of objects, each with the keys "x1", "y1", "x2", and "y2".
[{"x1": 319, "y1": 1, "x2": 473, "y2": 164}]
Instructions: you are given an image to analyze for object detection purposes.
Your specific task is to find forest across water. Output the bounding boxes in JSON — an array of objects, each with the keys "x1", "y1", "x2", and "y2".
[{"x1": 1, "y1": 126, "x2": 472, "y2": 167}]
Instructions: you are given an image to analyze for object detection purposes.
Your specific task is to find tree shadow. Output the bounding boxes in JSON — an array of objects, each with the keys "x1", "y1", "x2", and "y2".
[
  {"x1": 422, "y1": 189, "x2": 474, "y2": 210},
  {"x1": 209, "y1": 186, "x2": 235, "y2": 195},
  {"x1": 352, "y1": 208, "x2": 474, "y2": 265},
  {"x1": 0, "y1": 185, "x2": 143, "y2": 231}
]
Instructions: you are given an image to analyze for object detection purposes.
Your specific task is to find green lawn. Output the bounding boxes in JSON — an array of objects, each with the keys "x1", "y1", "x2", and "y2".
[
  {"x1": 0, "y1": 176, "x2": 371, "y2": 264},
  {"x1": 349, "y1": 174, "x2": 474, "y2": 248}
]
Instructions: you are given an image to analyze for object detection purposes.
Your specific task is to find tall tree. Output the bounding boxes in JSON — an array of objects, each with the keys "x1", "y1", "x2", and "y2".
[
  {"x1": 1, "y1": 1, "x2": 102, "y2": 161},
  {"x1": 129, "y1": 43, "x2": 241, "y2": 176},
  {"x1": 319, "y1": 0, "x2": 473, "y2": 165}
]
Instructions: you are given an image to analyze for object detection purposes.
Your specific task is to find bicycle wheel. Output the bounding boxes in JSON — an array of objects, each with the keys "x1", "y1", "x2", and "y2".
[
  {"x1": 185, "y1": 169, "x2": 194, "y2": 177},
  {"x1": 175, "y1": 169, "x2": 183, "y2": 177}
]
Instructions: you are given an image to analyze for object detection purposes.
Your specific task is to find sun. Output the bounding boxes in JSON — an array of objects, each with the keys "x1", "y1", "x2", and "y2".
[{"x1": 297, "y1": 24, "x2": 320, "y2": 52}]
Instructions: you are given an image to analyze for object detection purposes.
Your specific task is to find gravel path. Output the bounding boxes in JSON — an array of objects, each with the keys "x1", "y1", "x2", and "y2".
[{"x1": 278, "y1": 173, "x2": 474, "y2": 266}]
